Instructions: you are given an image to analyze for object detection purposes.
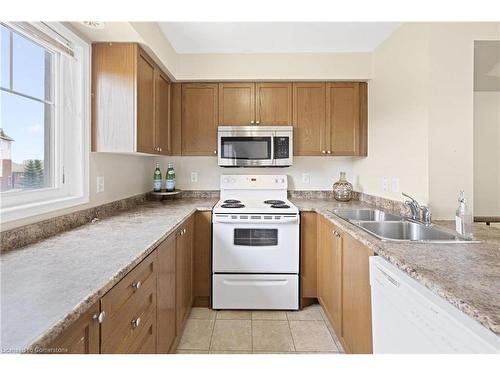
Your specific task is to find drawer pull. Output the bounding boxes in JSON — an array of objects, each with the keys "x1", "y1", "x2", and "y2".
[
  {"x1": 131, "y1": 317, "x2": 141, "y2": 328},
  {"x1": 93, "y1": 311, "x2": 105, "y2": 323},
  {"x1": 131, "y1": 281, "x2": 142, "y2": 290}
]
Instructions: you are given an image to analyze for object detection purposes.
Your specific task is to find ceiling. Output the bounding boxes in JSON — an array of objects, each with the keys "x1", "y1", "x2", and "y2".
[{"x1": 159, "y1": 22, "x2": 401, "y2": 54}]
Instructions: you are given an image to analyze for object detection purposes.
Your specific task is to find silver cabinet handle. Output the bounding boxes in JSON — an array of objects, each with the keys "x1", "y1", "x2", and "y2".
[
  {"x1": 183, "y1": 228, "x2": 187, "y2": 234},
  {"x1": 321, "y1": 150, "x2": 326, "y2": 154},
  {"x1": 256, "y1": 121, "x2": 260, "y2": 125},
  {"x1": 327, "y1": 150, "x2": 332, "y2": 154},
  {"x1": 131, "y1": 317, "x2": 141, "y2": 328},
  {"x1": 159, "y1": 147, "x2": 162, "y2": 152},
  {"x1": 93, "y1": 311, "x2": 105, "y2": 323},
  {"x1": 131, "y1": 281, "x2": 141, "y2": 290},
  {"x1": 213, "y1": 150, "x2": 217, "y2": 155},
  {"x1": 250, "y1": 120, "x2": 255, "y2": 124}
]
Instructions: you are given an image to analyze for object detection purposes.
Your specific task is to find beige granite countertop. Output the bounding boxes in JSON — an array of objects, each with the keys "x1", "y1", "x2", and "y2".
[
  {"x1": 1, "y1": 196, "x2": 499, "y2": 352},
  {"x1": 291, "y1": 198, "x2": 500, "y2": 337},
  {"x1": 0, "y1": 198, "x2": 216, "y2": 352}
]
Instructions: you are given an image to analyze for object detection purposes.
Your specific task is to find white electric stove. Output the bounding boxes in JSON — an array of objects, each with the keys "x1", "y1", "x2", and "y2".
[{"x1": 212, "y1": 175, "x2": 300, "y2": 310}]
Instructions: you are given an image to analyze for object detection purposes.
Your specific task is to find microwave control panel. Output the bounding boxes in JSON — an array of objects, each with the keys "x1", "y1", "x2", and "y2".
[{"x1": 274, "y1": 137, "x2": 290, "y2": 159}]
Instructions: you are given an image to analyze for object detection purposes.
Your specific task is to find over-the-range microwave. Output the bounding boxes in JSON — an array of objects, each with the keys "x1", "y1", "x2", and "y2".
[{"x1": 217, "y1": 126, "x2": 293, "y2": 167}]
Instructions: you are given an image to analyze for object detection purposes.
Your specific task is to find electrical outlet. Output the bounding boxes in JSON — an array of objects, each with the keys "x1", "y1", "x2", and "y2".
[
  {"x1": 191, "y1": 172, "x2": 198, "y2": 183},
  {"x1": 382, "y1": 177, "x2": 389, "y2": 192},
  {"x1": 96, "y1": 176, "x2": 104, "y2": 193},
  {"x1": 391, "y1": 177, "x2": 400, "y2": 192},
  {"x1": 302, "y1": 173, "x2": 310, "y2": 184}
]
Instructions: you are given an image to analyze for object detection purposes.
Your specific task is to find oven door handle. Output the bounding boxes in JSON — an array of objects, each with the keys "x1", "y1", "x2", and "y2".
[{"x1": 213, "y1": 217, "x2": 299, "y2": 224}]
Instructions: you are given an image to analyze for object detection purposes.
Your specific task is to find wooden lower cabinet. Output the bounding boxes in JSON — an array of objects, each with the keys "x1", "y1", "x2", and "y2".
[
  {"x1": 176, "y1": 215, "x2": 194, "y2": 335},
  {"x1": 193, "y1": 211, "x2": 212, "y2": 307},
  {"x1": 310, "y1": 212, "x2": 374, "y2": 354},
  {"x1": 156, "y1": 232, "x2": 177, "y2": 353},
  {"x1": 100, "y1": 251, "x2": 158, "y2": 353},
  {"x1": 300, "y1": 212, "x2": 318, "y2": 305},
  {"x1": 317, "y1": 215, "x2": 342, "y2": 336},
  {"x1": 341, "y1": 233, "x2": 374, "y2": 354},
  {"x1": 47, "y1": 302, "x2": 100, "y2": 354}
]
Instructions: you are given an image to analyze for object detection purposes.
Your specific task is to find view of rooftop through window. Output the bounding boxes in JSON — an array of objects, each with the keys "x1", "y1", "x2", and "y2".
[{"x1": 0, "y1": 24, "x2": 54, "y2": 192}]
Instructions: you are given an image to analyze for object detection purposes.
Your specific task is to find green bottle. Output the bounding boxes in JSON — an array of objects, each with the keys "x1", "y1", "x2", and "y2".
[
  {"x1": 165, "y1": 162, "x2": 176, "y2": 192},
  {"x1": 153, "y1": 162, "x2": 162, "y2": 192}
]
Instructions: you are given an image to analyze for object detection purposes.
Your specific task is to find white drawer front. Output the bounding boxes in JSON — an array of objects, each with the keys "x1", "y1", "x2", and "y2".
[{"x1": 213, "y1": 274, "x2": 298, "y2": 310}]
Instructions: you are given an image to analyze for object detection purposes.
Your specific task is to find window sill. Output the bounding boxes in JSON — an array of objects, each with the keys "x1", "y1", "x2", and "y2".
[{"x1": 0, "y1": 194, "x2": 89, "y2": 224}]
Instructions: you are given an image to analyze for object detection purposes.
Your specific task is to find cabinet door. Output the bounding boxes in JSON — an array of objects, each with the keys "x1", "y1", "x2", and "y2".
[
  {"x1": 170, "y1": 83, "x2": 182, "y2": 155},
  {"x1": 176, "y1": 216, "x2": 194, "y2": 333},
  {"x1": 157, "y1": 233, "x2": 177, "y2": 353},
  {"x1": 219, "y1": 83, "x2": 255, "y2": 125},
  {"x1": 342, "y1": 233, "x2": 373, "y2": 354},
  {"x1": 181, "y1": 83, "x2": 218, "y2": 155},
  {"x1": 48, "y1": 302, "x2": 100, "y2": 354},
  {"x1": 300, "y1": 212, "x2": 318, "y2": 300},
  {"x1": 293, "y1": 83, "x2": 327, "y2": 155},
  {"x1": 193, "y1": 211, "x2": 212, "y2": 307},
  {"x1": 155, "y1": 70, "x2": 171, "y2": 155},
  {"x1": 255, "y1": 82, "x2": 292, "y2": 125},
  {"x1": 136, "y1": 50, "x2": 156, "y2": 154},
  {"x1": 317, "y1": 217, "x2": 343, "y2": 336},
  {"x1": 326, "y1": 82, "x2": 360, "y2": 156}
]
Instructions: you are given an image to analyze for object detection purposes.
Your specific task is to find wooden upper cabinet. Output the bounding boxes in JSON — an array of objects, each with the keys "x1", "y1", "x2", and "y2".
[
  {"x1": 326, "y1": 82, "x2": 366, "y2": 156},
  {"x1": 255, "y1": 82, "x2": 292, "y2": 125},
  {"x1": 155, "y1": 71, "x2": 171, "y2": 155},
  {"x1": 342, "y1": 233, "x2": 373, "y2": 354},
  {"x1": 219, "y1": 83, "x2": 255, "y2": 125},
  {"x1": 47, "y1": 302, "x2": 100, "y2": 354},
  {"x1": 136, "y1": 51, "x2": 156, "y2": 154},
  {"x1": 92, "y1": 43, "x2": 171, "y2": 155},
  {"x1": 181, "y1": 83, "x2": 218, "y2": 155},
  {"x1": 293, "y1": 82, "x2": 327, "y2": 155}
]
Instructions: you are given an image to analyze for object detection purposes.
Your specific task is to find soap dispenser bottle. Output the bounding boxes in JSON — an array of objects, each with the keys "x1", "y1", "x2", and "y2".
[{"x1": 455, "y1": 191, "x2": 472, "y2": 239}]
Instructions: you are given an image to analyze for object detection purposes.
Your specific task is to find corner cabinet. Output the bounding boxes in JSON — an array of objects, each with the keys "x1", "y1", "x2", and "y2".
[{"x1": 92, "y1": 43, "x2": 171, "y2": 155}]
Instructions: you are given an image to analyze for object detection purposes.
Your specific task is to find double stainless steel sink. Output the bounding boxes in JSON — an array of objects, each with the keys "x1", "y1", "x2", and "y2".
[{"x1": 330, "y1": 208, "x2": 479, "y2": 243}]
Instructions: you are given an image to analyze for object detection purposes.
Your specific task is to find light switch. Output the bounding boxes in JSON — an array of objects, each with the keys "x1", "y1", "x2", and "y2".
[
  {"x1": 191, "y1": 172, "x2": 198, "y2": 183},
  {"x1": 391, "y1": 177, "x2": 400, "y2": 192},
  {"x1": 97, "y1": 176, "x2": 104, "y2": 193},
  {"x1": 382, "y1": 177, "x2": 389, "y2": 192},
  {"x1": 302, "y1": 173, "x2": 310, "y2": 184}
]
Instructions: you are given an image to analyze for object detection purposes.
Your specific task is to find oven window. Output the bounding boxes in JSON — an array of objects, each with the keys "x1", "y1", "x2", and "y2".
[
  {"x1": 234, "y1": 229, "x2": 278, "y2": 246},
  {"x1": 221, "y1": 137, "x2": 271, "y2": 160}
]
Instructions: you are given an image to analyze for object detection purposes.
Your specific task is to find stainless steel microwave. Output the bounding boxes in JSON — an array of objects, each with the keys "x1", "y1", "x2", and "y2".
[{"x1": 217, "y1": 126, "x2": 293, "y2": 167}]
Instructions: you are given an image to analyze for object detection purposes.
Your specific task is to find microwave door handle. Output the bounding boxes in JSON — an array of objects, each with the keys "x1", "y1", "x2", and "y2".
[{"x1": 270, "y1": 135, "x2": 275, "y2": 164}]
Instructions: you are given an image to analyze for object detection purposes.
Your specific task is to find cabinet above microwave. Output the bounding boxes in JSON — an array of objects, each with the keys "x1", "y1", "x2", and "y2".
[{"x1": 217, "y1": 126, "x2": 293, "y2": 167}]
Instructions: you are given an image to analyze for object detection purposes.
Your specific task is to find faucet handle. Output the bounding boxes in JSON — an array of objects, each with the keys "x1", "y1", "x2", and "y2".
[{"x1": 421, "y1": 206, "x2": 432, "y2": 225}]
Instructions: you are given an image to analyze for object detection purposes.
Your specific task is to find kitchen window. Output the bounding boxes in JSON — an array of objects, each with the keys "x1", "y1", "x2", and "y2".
[{"x1": 0, "y1": 22, "x2": 89, "y2": 223}]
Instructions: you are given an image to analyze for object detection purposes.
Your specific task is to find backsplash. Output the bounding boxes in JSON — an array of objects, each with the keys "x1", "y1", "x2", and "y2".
[{"x1": 1, "y1": 189, "x2": 409, "y2": 253}]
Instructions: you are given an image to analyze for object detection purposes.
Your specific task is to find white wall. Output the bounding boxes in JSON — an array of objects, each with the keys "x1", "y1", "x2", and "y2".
[
  {"x1": 157, "y1": 156, "x2": 354, "y2": 191},
  {"x1": 352, "y1": 23, "x2": 430, "y2": 204},
  {"x1": 427, "y1": 22, "x2": 500, "y2": 219},
  {"x1": 474, "y1": 91, "x2": 500, "y2": 216},
  {"x1": 353, "y1": 22, "x2": 500, "y2": 219},
  {"x1": 176, "y1": 53, "x2": 372, "y2": 81}
]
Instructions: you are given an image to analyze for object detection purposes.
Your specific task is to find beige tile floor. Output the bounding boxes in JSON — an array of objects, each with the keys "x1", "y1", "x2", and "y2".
[{"x1": 176, "y1": 304, "x2": 344, "y2": 354}]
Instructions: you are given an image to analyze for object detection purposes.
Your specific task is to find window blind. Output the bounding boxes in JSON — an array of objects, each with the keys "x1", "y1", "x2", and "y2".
[{"x1": 2, "y1": 22, "x2": 74, "y2": 57}]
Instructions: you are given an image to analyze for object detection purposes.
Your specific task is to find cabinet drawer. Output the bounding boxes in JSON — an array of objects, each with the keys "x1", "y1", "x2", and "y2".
[{"x1": 101, "y1": 251, "x2": 157, "y2": 353}]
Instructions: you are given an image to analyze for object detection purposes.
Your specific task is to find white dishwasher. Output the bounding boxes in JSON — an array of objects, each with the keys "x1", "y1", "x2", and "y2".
[{"x1": 369, "y1": 256, "x2": 500, "y2": 353}]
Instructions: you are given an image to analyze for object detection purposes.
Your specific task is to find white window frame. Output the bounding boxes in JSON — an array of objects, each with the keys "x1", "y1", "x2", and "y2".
[{"x1": 0, "y1": 22, "x2": 89, "y2": 223}]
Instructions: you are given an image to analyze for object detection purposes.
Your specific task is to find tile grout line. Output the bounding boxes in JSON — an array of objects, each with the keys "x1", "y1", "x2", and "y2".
[
  {"x1": 286, "y1": 310, "x2": 297, "y2": 352},
  {"x1": 207, "y1": 311, "x2": 217, "y2": 353}
]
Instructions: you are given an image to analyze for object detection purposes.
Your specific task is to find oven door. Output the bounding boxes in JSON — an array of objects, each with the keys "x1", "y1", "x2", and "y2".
[
  {"x1": 212, "y1": 215, "x2": 299, "y2": 273},
  {"x1": 218, "y1": 131, "x2": 274, "y2": 167}
]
